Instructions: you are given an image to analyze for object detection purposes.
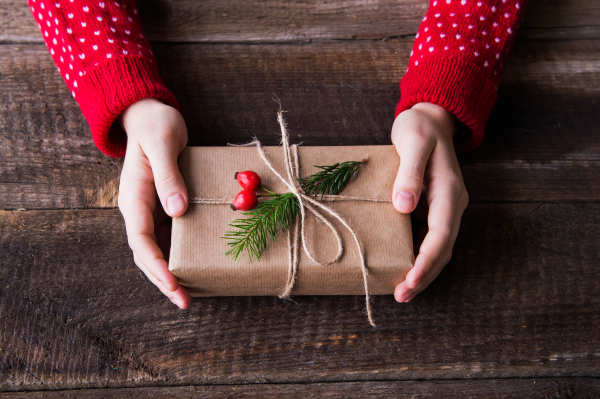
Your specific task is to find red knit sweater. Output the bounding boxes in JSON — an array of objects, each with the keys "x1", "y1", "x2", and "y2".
[
  {"x1": 396, "y1": 0, "x2": 528, "y2": 150},
  {"x1": 29, "y1": 0, "x2": 527, "y2": 157},
  {"x1": 28, "y1": 0, "x2": 179, "y2": 157}
]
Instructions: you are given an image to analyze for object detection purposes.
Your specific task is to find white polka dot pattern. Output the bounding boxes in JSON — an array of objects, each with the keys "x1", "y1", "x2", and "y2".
[
  {"x1": 28, "y1": 0, "x2": 153, "y2": 98},
  {"x1": 397, "y1": 0, "x2": 529, "y2": 151},
  {"x1": 408, "y1": 0, "x2": 528, "y2": 87}
]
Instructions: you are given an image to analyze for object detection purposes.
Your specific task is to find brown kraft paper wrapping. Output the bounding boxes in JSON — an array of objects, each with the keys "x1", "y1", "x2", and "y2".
[{"x1": 169, "y1": 145, "x2": 414, "y2": 297}]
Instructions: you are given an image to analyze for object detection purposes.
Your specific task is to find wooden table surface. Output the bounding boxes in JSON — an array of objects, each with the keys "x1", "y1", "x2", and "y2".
[{"x1": 1, "y1": 0, "x2": 600, "y2": 397}]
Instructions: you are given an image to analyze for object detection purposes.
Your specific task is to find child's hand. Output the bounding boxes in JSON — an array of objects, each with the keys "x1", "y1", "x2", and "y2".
[
  {"x1": 391, "y1": 102, "x2": 469, "y2": 303},
  {"x1": 117, "y1": 98, "x2": 191, "y2": 309}
]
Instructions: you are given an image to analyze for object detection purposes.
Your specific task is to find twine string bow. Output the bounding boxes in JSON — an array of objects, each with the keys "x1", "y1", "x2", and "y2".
[{"x1": 252, "y1": 111, "x2": 374, "y2": 326}]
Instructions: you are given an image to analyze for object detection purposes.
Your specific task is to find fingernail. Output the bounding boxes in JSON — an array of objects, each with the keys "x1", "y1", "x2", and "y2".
[
  {"x1": 402, "y1": 290, "x2": 417, "y2": 303},
  {"x1": 166, "y1": 193, "x2": 185, "y2": 215},
  {"x1": 395, "y1": 191, "x2": 414, "y2": 211},
  {"x1": 170, "y1": 297, "x2": 184, "y2": 308}
]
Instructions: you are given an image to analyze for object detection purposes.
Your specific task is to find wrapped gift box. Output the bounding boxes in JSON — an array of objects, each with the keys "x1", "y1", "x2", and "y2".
[{"x1": 170, "y1": 144, "x2": 413, "y2": 297}]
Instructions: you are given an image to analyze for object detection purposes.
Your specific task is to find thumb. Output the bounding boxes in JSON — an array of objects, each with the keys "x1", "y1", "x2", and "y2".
[
  {"x1": 392, "y1": 132, "x2": 435, "y2": 214},
  {"x1": 144, "y1": 135, "x2": 189, "y2": 218}
]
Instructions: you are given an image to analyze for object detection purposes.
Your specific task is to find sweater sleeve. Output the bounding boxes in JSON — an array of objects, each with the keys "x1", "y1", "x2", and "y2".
[
  {"x1": 396, "y1": 0, "x2": 528, "y2": 151},
  {"x1": 28, "y1": 0, "x2": 180, "y2": 158}
]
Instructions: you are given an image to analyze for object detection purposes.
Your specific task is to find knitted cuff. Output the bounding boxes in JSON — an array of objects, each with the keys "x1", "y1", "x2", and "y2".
[
  {"x1": 395, "y1": 56, "x2": 498, "y2": 151},
  {"x1": 77, "y1": 55, "x2": 180, "y2": 158}
]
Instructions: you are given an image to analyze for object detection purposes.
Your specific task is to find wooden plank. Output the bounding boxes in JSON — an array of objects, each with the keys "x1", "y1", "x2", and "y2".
[
  {"x1": 1, "y1": 0, "x2": 599, "y2": 43},
  {"x1": 2, "y1": 378, "x2": 600, "y2": 398},
  {"x1": 520, "y1": 0, "x2": 600, "y2": 41},
  {"x1": 0, "y1": 44, "x2": 120, "y2": 210},
  {"x1": 461, "y1": 37, "x2": 600, "y2": 202},
  {"x1": 2, "y1": 37, "x2": 599, "y2": 209},
  {"x1": 1, "y1": 204, "x2": 599, "y2": 390}
]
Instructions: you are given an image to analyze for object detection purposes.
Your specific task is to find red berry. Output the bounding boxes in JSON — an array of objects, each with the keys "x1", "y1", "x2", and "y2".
[
  {"x1": 235, "y1": 171, "x2": 261, "y2": 191},
  {"x1": 231, "y1": 189, "x2": 258, "y2": 211}
]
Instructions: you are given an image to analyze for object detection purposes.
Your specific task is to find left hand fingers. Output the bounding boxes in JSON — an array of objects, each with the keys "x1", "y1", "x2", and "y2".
[
  {"x1": 395, "y1": 145, "x2": 469, "y2": 302},
  {"x1": 395, "y1": 227, "x2": 454, "y2": 302}
]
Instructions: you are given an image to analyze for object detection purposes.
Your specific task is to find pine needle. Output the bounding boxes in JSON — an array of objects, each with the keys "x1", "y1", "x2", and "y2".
[
  {"x1": 297, "y1": 160, "x2": 364, "y2": 200},
  {"x1": 223, "y1": 192, "x2": 299, "y2": 262}
]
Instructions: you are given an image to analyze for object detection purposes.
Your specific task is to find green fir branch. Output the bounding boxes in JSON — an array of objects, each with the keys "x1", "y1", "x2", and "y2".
[
  {"x1": 222, "y1": 192, "x2": 299, "y2": 262},
  {"x1": 297, "y1": 160, "x2": 365, "y2": 200}
]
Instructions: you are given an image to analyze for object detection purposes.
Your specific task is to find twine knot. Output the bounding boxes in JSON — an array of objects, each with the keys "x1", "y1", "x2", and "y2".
[{"x1": 236, "y1": 111, "x2": 374, "y2": 326}]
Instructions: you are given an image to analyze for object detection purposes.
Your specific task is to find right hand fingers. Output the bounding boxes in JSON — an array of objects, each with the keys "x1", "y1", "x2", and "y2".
[
  {"x1": 122, "y1": 99, "x2": 189, "y2": 219},
  {"x1": 134, "y1": 254, "x2": 191, "y2": 309},
  {"x1": 118, "y1": 147, "x2": 181, "y2": 294},
  {"x1": 391, "y1": 112, "x2": 436, "y2": 213},
  {"x1": 142, "y1": 124, "x2": 189, "y2": 219}
]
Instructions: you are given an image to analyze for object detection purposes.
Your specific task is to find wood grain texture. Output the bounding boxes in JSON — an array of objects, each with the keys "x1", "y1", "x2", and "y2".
[
  {"x1": 1, "y1": 0, "x2": 599, "y2": 43},
  {"x1": 2, "y1": 0, "x2": 599, "y2": 394},
  {"x1": 2, "y1": 37, "x2": 599, "y2": 209},
  {"x1": 2, "y1": 378, "x2": 600, "y2": 398},
  {"x1": 0, "y1": 45, "x2": 120, "y2": 210},
  {"x1": 519, "y1": 0, "x2": 600, "y2": 40},
  {"x1": 1, "y1": 204, "x2": 599, "y2": 390}
]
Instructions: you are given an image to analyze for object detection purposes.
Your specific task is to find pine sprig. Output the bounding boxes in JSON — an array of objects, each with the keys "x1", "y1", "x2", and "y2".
[
  {"x1": 297, "y1": 160, "x2": 365, "y2": 200},
  {"x1": 222, "y1": 192, "x2": 299, "y2": 262}
]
